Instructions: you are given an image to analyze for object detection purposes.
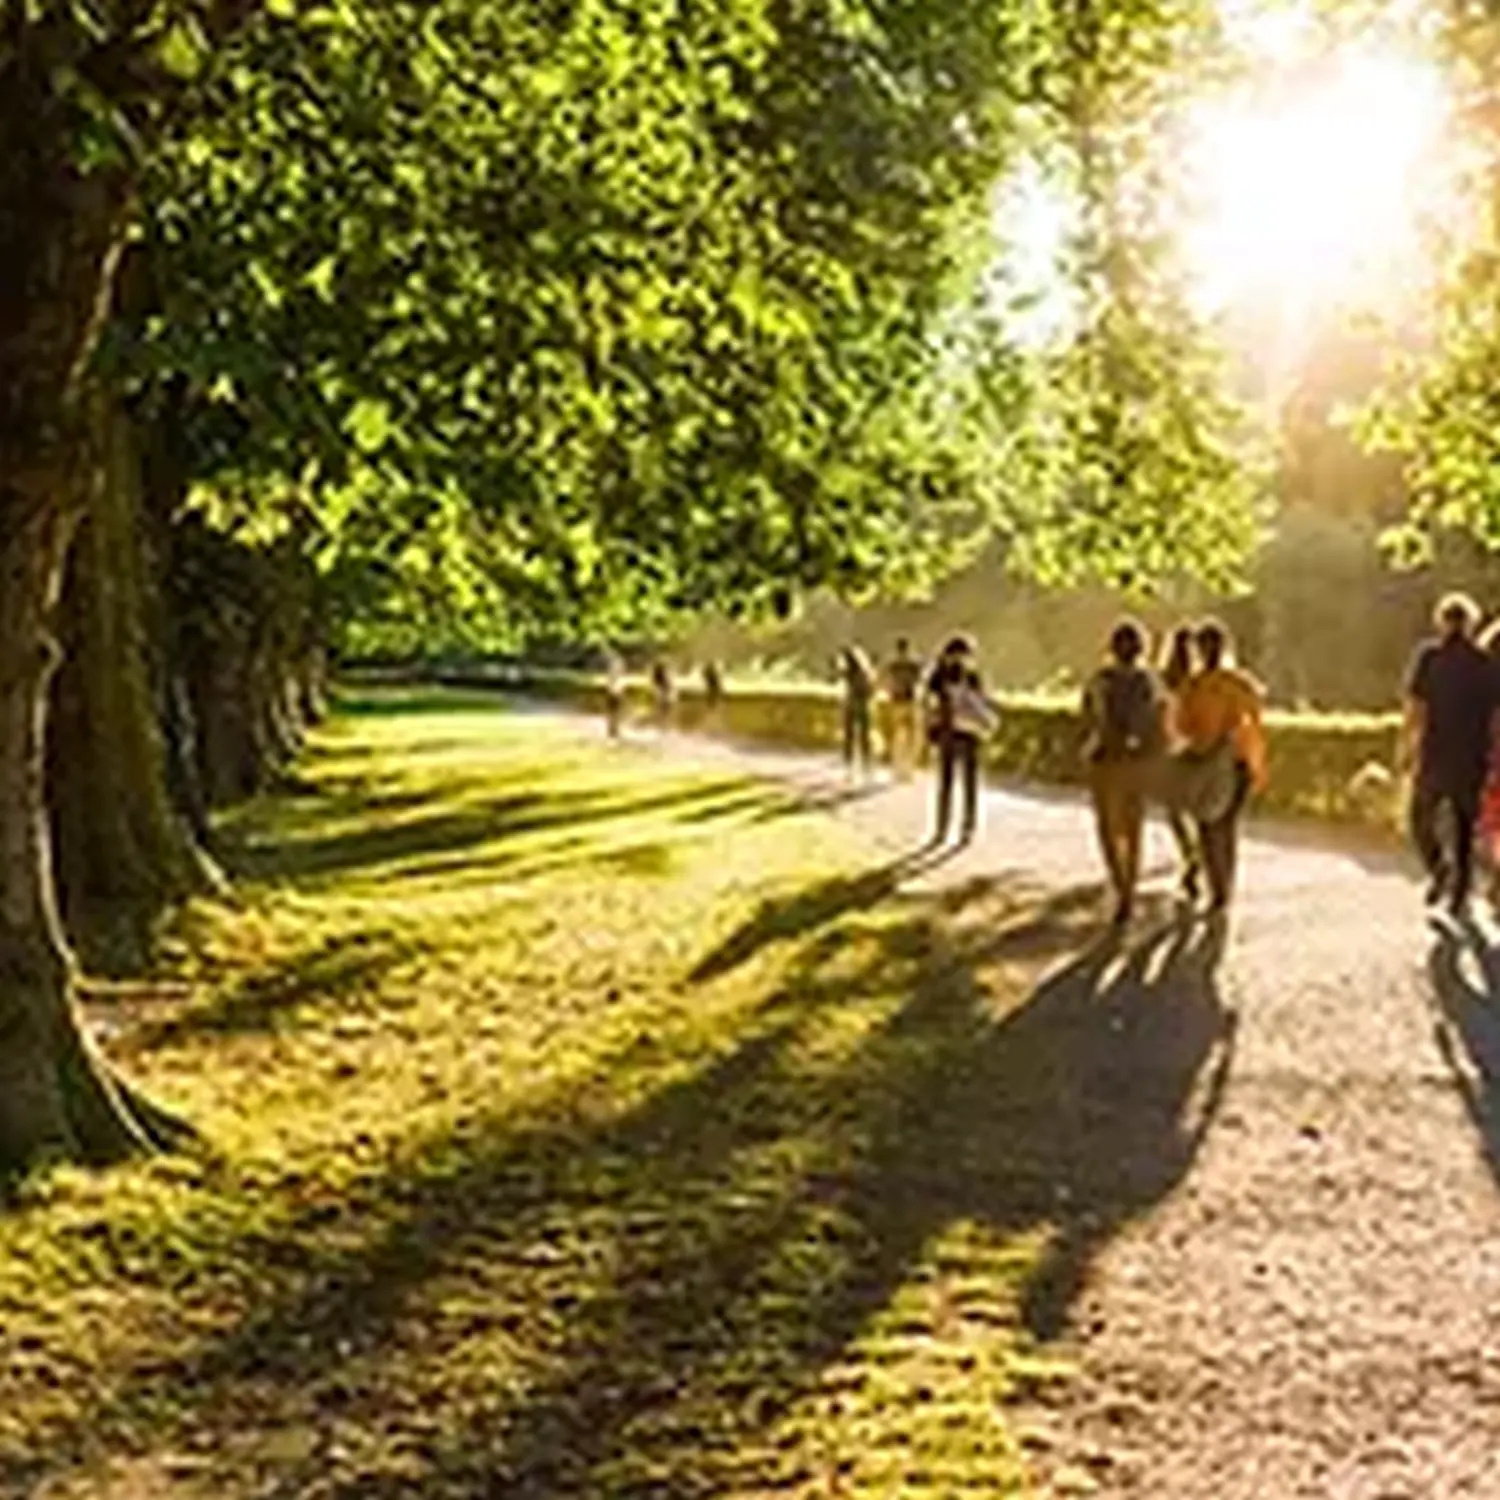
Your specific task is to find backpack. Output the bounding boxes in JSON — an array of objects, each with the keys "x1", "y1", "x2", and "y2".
[{"x1": 1094, "y1": 666, "x2": 1161, "y2": 760}]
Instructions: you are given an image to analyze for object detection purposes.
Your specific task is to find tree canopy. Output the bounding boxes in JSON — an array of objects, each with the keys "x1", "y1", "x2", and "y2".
[{"x1": 107, "y1": 0, "x2": 1275, "y2": 661}]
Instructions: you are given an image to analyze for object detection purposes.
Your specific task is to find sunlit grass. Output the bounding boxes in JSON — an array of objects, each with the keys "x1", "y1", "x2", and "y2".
[{"x1": 0, "y1": 689, "x2": 1128, "y2": 1498}]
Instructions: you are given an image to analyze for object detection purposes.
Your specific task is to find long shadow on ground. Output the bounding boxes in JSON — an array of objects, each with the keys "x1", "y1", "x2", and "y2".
[
  {"x1": 20, "y1": 864, "x2": 1236, "y2": 1498},
  {"x1": 131, "y1": 930, "x2": 418, "y2": 1048},
  {"x1": 225, "y1": 778, "x2": 769, "y2": 886},
  {"x1": 1428, "y1": 918, "x2": 1500, "y2": 1173}
]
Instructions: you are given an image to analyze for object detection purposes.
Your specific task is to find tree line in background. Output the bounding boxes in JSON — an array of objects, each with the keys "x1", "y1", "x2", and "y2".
[{"x1": 5, "y1": 0, "x2": 1500, "y2": 1178}]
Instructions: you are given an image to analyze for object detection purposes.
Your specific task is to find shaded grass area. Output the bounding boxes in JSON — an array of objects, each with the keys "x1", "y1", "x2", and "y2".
[{"x1": 1, "y1": 688, "x2": 1232, "y2": 1498}]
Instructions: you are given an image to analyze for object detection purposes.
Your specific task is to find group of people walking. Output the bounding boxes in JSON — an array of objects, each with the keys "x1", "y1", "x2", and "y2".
[
  {"x1": 835, "y1": 623, "x2": 1265, "y2": 923},
  {"x1": 619, "y1": 590, "x2": 1500, "y2": 928},
  {"x1": 1081, "y1": 618, "x2": 1266, "y2": 924}
]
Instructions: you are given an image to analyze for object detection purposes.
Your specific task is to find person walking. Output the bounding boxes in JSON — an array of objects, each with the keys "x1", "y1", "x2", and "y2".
[
  {"x1": 1173, "y1": 620, "x2": 1267, "y2": 914},
  {"x1": 882, "y1": 637, "x2": 923, "y2": 780},
  {"x1": 701, "y1": 659, "x2": 725, "y2": 734},
  {"x1": 603, "y1": 648, "x2": 625, "y2": 740},
  {"x1": 649, "y1": 658, "x2": 675, "y2": 733},
  {"x1": 1159, "y1": 624, "x2": 1202, "y2": 900},
  {"x1": 1404, "y1": 593, "x2": 1499, "y2": 915},
  {"x1": 1082, "y1": 620, "x2": 1167, "y2": 924},
  {"x1": 839, "y1": 645, "x2": 877, "y2": 778},
  {"x1": 925, "y1": 635, "x2": 992, "y2": 845}
]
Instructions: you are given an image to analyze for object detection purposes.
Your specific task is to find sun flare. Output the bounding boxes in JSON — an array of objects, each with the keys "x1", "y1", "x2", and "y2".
[{"x1": 1187, "y1": 51, "x2": 1450, "y2": 313}]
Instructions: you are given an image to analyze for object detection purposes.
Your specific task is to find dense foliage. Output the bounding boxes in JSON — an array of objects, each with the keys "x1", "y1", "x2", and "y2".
[{"x1": 117, "y1": 0, "x2": 1275, "y2": 663}]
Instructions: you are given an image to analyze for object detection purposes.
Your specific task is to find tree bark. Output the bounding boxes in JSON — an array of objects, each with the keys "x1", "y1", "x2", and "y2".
[
  {"x1": 50, "y1": 398, "x2": 224, "y2": 965},
  {"x1": 0, "y1": 63, "x2": 169, "y2": 1175},
  {"x1": 0, "y1": 490, "x2": 161, "y2": 1169}
]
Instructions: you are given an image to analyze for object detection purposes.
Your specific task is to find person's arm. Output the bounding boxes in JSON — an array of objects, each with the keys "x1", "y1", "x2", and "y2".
[
  {"x1": 1241, "y1": 676, "x2": 1269, "y2": 789},
  {"x1": 1079, "y1": 673, "x2": 1101, "y2": 732},
  {"x1": 1400, "y1": 648, "x2": 1431, "y2": 776},
  {"x1": 1401, "y1": 699, "x2": 1425, "y2": 776}
]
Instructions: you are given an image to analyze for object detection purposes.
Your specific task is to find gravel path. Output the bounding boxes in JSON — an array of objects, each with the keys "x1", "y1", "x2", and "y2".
[{"x1": 630, "y1": 721, "x2": 1500, "y2": 1499}]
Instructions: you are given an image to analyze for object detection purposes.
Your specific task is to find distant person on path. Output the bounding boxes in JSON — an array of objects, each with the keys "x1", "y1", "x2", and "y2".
[
  {"x1": 1404, "y1": 593, "x2": 1498, "y2": 914},
  {"x1": 603, "y1": 648, "x2": 625, "y2": 740},
  {"x1": 1159, "y1": 625, "x2": 1203, "y2": 900},
  {"x1": 925, "y1": 634, "x2": 993, "y2": 845},
  {"x1": 840, "y1": 645, "x2": 877, "y2": 778},
  {"x1": 1083, "y1": 619, "x2": 1167, "y2": 925},
  {"x1": 1173, "y1": 621, "x2": 1266, "y2": 914},
  {"x1": 702, "y1": 659, "x2": 725, "y2": 733},
  {"x1": 650, "y1": 658, "x2": 675, "y2": 732},
  {"x1": 883, "y1": 637, "x2": 924, "y2": 780}
]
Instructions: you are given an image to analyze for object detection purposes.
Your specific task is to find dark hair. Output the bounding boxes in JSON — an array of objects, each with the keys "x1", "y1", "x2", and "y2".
[
  {"x1": 1161, "y1": 625, "x2": 1194, "y2": 689},
  {"x1": 1195, "y1": 619, "x2": 1229, "y2": 671},
  {"x1": 895, "y1": 636, "x2": 910, "y2": 653},
  {"x1": 1109, "y1": 618, "x2": 1147, "y2": 665},
  {"x1": 941, "y1": 633, "x2": 975, "y2": 658},
  {"x1": 1436, "y1": 591, "x2": 1481, "y2": 638}
]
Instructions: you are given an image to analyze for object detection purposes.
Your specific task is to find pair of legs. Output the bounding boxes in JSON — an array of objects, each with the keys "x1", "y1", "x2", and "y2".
[
  {"x1": 843, "y1": 698, "x2": 873, "y2": 775},
  {"x1": 1196, "y1": 762, "x2": 1252, "y2": 912},
  {"x1": 1090, "y1": 758, "x2": 1149, "y2": 920},
  {"x1": 886, "y1": 701, "x2": 920, "y2": 780},
  {"x1": 1411, "y1": 775, "x2": 1480, "y2": 910},
  {"x1": 1166, "y1": 807, "x2": 1201, "y2": 898},
  {"x1": 934, "y1": 733, "x2": 979, "y2": 843}
]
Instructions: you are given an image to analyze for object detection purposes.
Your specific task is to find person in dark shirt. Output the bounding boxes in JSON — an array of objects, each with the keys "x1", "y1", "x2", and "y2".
[
  {"x1": 1404, "y1": 592, "x2": 1499, "y2": 913},
  {"x1": 924, "y1": 635, "x2": 988, "y2": 844},
  {"x1": 1082, "y1": 619, "x2": 1165, "y2": 925},
  {"x1": 839, "y1": 646, "x2": 876, "y2": 778}
]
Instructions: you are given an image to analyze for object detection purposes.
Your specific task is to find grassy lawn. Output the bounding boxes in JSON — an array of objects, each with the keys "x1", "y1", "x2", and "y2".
[{"x1": 0, "y1": 689, "x2": 1215, "y2": 1498}]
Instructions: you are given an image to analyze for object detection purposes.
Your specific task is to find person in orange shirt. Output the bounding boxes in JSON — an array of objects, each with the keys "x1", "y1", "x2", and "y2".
[{"x1": 1174, "y1": 620, "x2": 1267, "y2": 913}]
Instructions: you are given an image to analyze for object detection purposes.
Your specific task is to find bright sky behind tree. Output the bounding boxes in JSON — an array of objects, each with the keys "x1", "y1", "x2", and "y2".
[
  {"x1": 1186, "y1": 48, "x2": 1449, "y2": 315},
  {"x1": 990, "y1": 0, "x2": 1461, "y2": 375}
]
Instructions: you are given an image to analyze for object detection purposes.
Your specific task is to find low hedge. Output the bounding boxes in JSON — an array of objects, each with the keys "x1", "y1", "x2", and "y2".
[{"x1": 410, "y1": 665, "x2": 1404, "y2": 832}]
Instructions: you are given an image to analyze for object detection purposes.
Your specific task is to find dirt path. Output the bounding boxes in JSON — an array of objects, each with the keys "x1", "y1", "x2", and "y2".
[{"x1": 626, "y1": 721, "x2": 1500, "y2": 1499}]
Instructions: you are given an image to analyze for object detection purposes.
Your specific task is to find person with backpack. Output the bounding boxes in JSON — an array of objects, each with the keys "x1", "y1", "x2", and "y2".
[
  {"x1": 924, "y1": 634, "x2": 994, "y2": 844},
  {"x1": 1082, "y1": 619, "x2": 1167, "y2": 924}
]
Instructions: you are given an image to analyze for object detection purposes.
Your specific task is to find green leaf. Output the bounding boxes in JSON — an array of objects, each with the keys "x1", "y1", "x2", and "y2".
[
  {"x1": 346, "y1": 399, "x2": 393, "y2": 454},
  {"x1": 157, "y1": 21, "x2": 207, "y2": 81}
]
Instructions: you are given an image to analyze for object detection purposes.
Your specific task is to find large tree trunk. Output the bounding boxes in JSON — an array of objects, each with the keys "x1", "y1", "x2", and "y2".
[
  {"x1": 0, "y1": 491, "x2": 161, "y2": 1169},
  {"x1": 50, "y1": 398, "x2": 223, "y2": 968},
  {"x1": 0, "y1": 69, "x2": 172, "y2": 1176}
]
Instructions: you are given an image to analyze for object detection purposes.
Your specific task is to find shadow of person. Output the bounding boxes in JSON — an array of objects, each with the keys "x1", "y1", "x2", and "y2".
[
  {"x1": 688, "y1": 839, "x2": 959, "y2": 984},
  {"x1": 1427, "y1": 916, "x2": 1500, "y2": 1171},
  {"x1": 992, "y1": 914, "x2": 1236, "y2": 1337},
  {"x1": 468, "y1": 902, "x2": 1238, "y2": 1492}
]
